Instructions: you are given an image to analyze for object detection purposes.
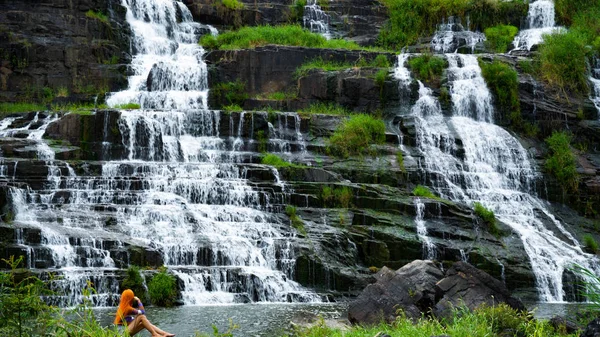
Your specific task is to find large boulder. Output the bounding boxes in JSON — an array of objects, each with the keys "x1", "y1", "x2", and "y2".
[
  {"x1": 432, "y1": 261, "x2": 526, "y2": 318},
  {"x1": 347, "y1": 260, "x2": 444, "y2": 324},
  {"x1": 348, "y1": 260, "x2": 526, "y2": 325}
]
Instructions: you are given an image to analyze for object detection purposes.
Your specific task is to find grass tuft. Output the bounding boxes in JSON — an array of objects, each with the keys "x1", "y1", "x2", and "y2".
[
  {"x1": 412, "y1": 185, "x2": 440, "y2": 200},
  {"x1": 545, "y1": 131, "x2": 578, "y2": 192},
  {"x1": 328, "y1": 114, "x2": 385, "y2": 157},
  {"x1": 85, "y1": 10, "x2": 109, "y2": 25},
  {"x1": 199, "y1": 25, "x2": 361, "y2": 50},
  {"x1": 583, "y1": 234, "x2": 599, "y2": 254},
  {"x1": 0, "y1": 102, "x2": 46, "y2": 115},
  {"x1": 299, "y1": 102, "x2": 351, "y2": 117},
  {"x1": 147, "y1": 268, "x2": 177, "y2": 307},
  {"x1": 484, "y1": 24, "x2": 518, "y2": 53},
  {"x1": 222, "y1": 0, "x2": 244, "y2": 10},
  {"x1": 407, "y1": 54, "x2": 448, "y2": 84},
  {"x1": 115, "y1": 103, "x2": 141, "y2": 109}
]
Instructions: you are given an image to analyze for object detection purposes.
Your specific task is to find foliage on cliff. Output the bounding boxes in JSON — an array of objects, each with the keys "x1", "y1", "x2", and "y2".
[
  {"x1": 545, "y1": 131, "x2": 579, "y2": 192},
  {"x1": 199, "y1": 25, "x2": 361, "y2": 50},
  {"x1": 377, "y1": 0, "x2": 527, "y2": 49},
  {"x1": 328, "y1": 114, "x2": 385, "y2": 157}
]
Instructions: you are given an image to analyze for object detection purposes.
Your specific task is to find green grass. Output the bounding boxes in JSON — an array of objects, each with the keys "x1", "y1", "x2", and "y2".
[
  {"x1": 377, "y1": 0, "x2": 528, "y2": 50},
  {"x1": 289, "y1": 0, "x2": 306, "y2": 22},
  {"x1": 474, "y1": 202, "x2": 499, "y2": 236},
  {"x1": 321, "y1": 186, "x2": 353, "y2": 208},
  {"x1": 299, "y1": 102, "x2": 351, "y2": 116},
  {"x1": 294, "y1": 304, "x2": 575, "y2": 337},
  {"x1": 407, "y1": 54, "x2": 448, "y2": 84},
  {"x1": 261, "y1": 153, "x2": 293, "y2": 168},
  {"x1": 328, "y1": 114, "x2": 385, "y2": 157},
  {"x1": 583, "y1": 234, "x2": 599, "y2": 254},
  {"x1": 211, "y1": 80, "x2": 249, "y2": 107},
  {"x1": 257, "y1": 91, "x2": 297, "y2": 101},
  {"x1": 85, "y1": 10, "x2": 109, "y2": 25},
  {"x1": 479, "y1": 59, "x2": 519, "y2": 116},
  {"x1": 121, "y1": 266, "x2": 148, "y2": 302},
  {"x1": 285, "y1": 205, "x2": 306, "y2": 234},
  {"x1": 396, "y1": 151, "x2": 405, "y2": 172},
  {"x1": 374, "y1": 69, "x2": 389, "y2": 87},
  {"x1": 199, "y1": 25, "x2": 361, "y2": 50},
  {"x1": 147, "y1": 268, "x2": 177, "y2": 307},
  {"x1": 484, "y1": 24, "x2": 519, "y2": 53},
  {"x1": 537, "y1": 31, "x2": 589, "y2": 96},
  {"x1": 115, "y1": 103, "x2": 141, "y2": 109},
  {"x1": 222, "y1": 0, "x2": 244, "y2": 10},
  {"x1": 295, "y1": 55, "x2": 391, "y2": 78},
  {"x1": 545, "y1": 131, "x2": 578, "y2": 192},
  {"x1": 412, "y1": 185, "x2": 440, "y2": 200},
  {"x1": 222, "y1": 104, "x2": 243, "y2": 112},
  {"x1": 0, "y1": 102, "x2": 46, "y2": 115}
]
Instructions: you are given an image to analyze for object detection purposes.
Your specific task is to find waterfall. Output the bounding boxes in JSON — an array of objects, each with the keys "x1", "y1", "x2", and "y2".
[
  {"x1": 591, "y1": 59, "x2": 600, "y2": 117},
  {"x1": 396, "y1": 54, "x2": 599, "y2": 302},
  {"x1": 414, "y1": 198, "x2": 436, "y2": 260},
  {"x1": 512, "y1": 0, "x2": 561, "y2": 51},
  {"x1": 303, "y1": 0, "x2": 331, "y2": 39},
  {"x1": 105, "y1": 0, "x2": 209, "y2": 109},
  {"x1": 431, "y1": 17, "x2": 485, "y2": 54}
]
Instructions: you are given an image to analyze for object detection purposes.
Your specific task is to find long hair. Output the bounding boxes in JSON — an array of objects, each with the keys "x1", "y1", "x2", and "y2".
[{"x1": 114, "y1": 289, "x2": 136, "y2": 325}]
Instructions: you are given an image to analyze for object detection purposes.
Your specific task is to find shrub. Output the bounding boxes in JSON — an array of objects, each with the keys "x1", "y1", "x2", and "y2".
[
  {"x1": 289, "y1": 0, "x2": 306, "y2": 22},
  {"x1": 371, "y1": 54, "x2": 391, "y2": 68},
  {"x1": 255, "y1": 130, "x2": 268, "y2": 153},
  {"x1": 407, "y1": 54, "x2": 448, "y2": 84},
  {"x1": 545, "y1": 131, "x2": 578, "y2": 192},
  {"x1": 374, "y1": 69, "x2": 389, "y2": 88},
  {"x1": 199, "y1": 25, "x2": 360, "y2": 50},
  {"x1": 222, "y1": 0, "x2": 244, "y2": 10},
  {"x1": 147, "y1": 269, "x2": 177, "y2": 307},
  {"x1": 259, "y1": 91, "x2": 297, "y2": 101},
  {"x1": 121, "y1": 266, "x2": 148, "y2": 302},
  {"x1": 299, "y1": 102, "x2": 351, "y2": 116},
  {"x1": 328, "y1": 114, "x2": 385, "y2": 157},
  {"x1": 261, "y1": 154, "x2": 293, "y2": 168},
  {"x1": 377, "y1": 0, "x2": 527, "y2": 49},
  {"x1": 484, "y1": 24, "x2": 518, "y2": 53},
  {"x1": 412, "y1": 185, "x2": 438, "y2": 199},
  {"x1": 479, "y1": 59, "x2": 519, "y2": 116},
  {"x1": 583, "y1": 234, "x2": 599, "y2": 254},
  {"x1": 56, "y1": 86, "x2": 69, "y2": 98},
  {"x1": 537, "y1": 31, "x2": 589, "y2": 96},
  {"x1": 211, "y1": 80, "x2": 249, "y2": 107}
]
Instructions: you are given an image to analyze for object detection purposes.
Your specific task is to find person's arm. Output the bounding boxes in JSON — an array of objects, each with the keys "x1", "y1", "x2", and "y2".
[{"x1": 133, "y1": 296, "x2": 146, "y2": 315}]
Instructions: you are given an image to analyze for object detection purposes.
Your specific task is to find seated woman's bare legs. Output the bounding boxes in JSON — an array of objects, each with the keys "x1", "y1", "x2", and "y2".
[
  {"x1": 152, "y1": 325, "x2": 175, "y2": 337},
  {"x1": 127, "y1": 315, "x2": 162, "y2": 337}
]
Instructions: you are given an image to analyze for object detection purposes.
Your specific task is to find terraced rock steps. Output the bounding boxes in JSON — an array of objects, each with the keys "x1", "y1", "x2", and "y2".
[{"x1": 0, "y1": 109, "x2": 538, "y2": 306}]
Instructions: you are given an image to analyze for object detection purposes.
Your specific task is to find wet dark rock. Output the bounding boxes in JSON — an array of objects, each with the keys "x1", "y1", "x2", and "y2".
[
  {"x1": 549, "y1": 316, "x2": 579, "y2": 334},
  {"x1": 432, "y1": 261, "x2": 525, "y2": 319},
  {"x1": 348, "y1": 261, "x2": 444, "y2": 324},
  {"x1": 581, "y1": 318, "x2": 600, "y2": 337},
  {"x1": 348, "y1": 260, "x2": 525, "y2": 325},
  {"x1": 0, "y1": 0, "x2": 130, "y2": 103}
]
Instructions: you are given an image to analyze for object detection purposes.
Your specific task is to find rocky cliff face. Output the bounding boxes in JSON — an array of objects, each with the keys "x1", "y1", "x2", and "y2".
[{"x1": 0, "y1": 0, "x2": 131, "y2": 103}]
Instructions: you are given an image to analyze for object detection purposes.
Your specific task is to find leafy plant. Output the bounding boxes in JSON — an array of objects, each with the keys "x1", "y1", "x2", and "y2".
[
  {"x1": 211, "y1": 80, "x2": 249, "y2": 107},
  {"x1": 396, "y1": 151, "x2": 405, "y2": 172},
  {"x1": 147, "y1": 268, "x2": 177, "y2": 307},
  {"x1": 484, "y1": 24, "x2": 518, "y2": 53},
  {"x1": 374, "y1": 69, "x2": 389, "y2": 88},
  {"x1": 299, "y1": 102, "x2": 351, "y2": 117},
  {"x1": 407, "y1": 54, "x2": 448, "y2": 84},
  {"x1": 479, "y1": 59, "x2": 519, "y2": 116},
  {"x1": 545, "y1": 131, "x2": 578, "y2": 192},
  {"x1": 56, "y1": 86, "x2": 69, "y2": 98},
  {"x1": 537, "y1": 31, "x2": 589, "y2": 96},
  {"x1": 121, "y1": 265, "x2": 147, "y2": 302},
  {"x1": 255, "y1": 130, "x2": 268, "y2": 153},
  {"x1": 328, "y1": 114, "x2": 385, "y2": 157},
  {"x1": 474, "y1": 202, "x2": 500, "y2": 236},
  {"x1": 320, "y1": 186, "x2": 353, "y2": 208},
  {"x1": 285, "y1": 205, "x2": 306, "y2": 234},
  {"x1": 294, "y1": 56, "x2": 391, "y2": 78},
  {"x1": 261, "y1": 154, "x2": 295, "y2": 168}
]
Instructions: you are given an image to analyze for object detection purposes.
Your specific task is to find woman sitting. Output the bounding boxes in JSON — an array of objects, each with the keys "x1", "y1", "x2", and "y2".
[{"x1": 114, "y1": 289, "x2": 175, "y2": 337}]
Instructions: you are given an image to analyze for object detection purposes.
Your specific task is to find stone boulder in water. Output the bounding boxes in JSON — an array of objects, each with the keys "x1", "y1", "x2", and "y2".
[
  {"x1": 347, "y1": 260, "x2": 525, "y2": 325},
  {"x1": 432, "y1": 261, "x2": 526, "y2": 319},
  {"x1": 347, "y1": 260, "x2": 444, "y2": 324}
]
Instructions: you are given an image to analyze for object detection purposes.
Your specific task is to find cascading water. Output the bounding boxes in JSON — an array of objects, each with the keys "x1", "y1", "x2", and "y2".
[
  {"x1": 431, "y1": 17, "x2": 485, "y2": 54},
  {"x1": 303, "y1": 0, "x2": 331, "y2": 39},
  {"x1": 105, "y1": 0, "x2": 210, "y2": 109},
  {"x1": 414, "y1": 198, "x2": 436, "y2": 260},
  {"x1": 0, "y1": 0, "x2": 320, "y2": 306},
  {"x1": 512, "y1": 0, "x2": 561, "y2": 51},
  {"x1": 396, "y1": 53, "x2": 599, "y2": 302},
  {"x1": 590, "y1": 59, "x2": 600, "y2": 117}
]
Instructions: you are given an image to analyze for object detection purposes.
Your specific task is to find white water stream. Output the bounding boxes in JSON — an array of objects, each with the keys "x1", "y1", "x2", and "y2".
[
  {"x1": 431, "y1": 17, "x2": 485, "y2": 54},
  {"x1": 395, "y1": 53, "x2": 599, "y2": 302},
  {"x1": 512, "y1": 0, "x2": 562, "y2": 51},
  {"x1": 303, "y1": 0, "x2": 331, "y2": 39}
]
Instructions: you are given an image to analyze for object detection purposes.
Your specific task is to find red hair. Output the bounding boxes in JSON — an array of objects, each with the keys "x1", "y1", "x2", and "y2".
[{"x1": 114, "y1": 289, "x2": 136, "y2": 325}]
